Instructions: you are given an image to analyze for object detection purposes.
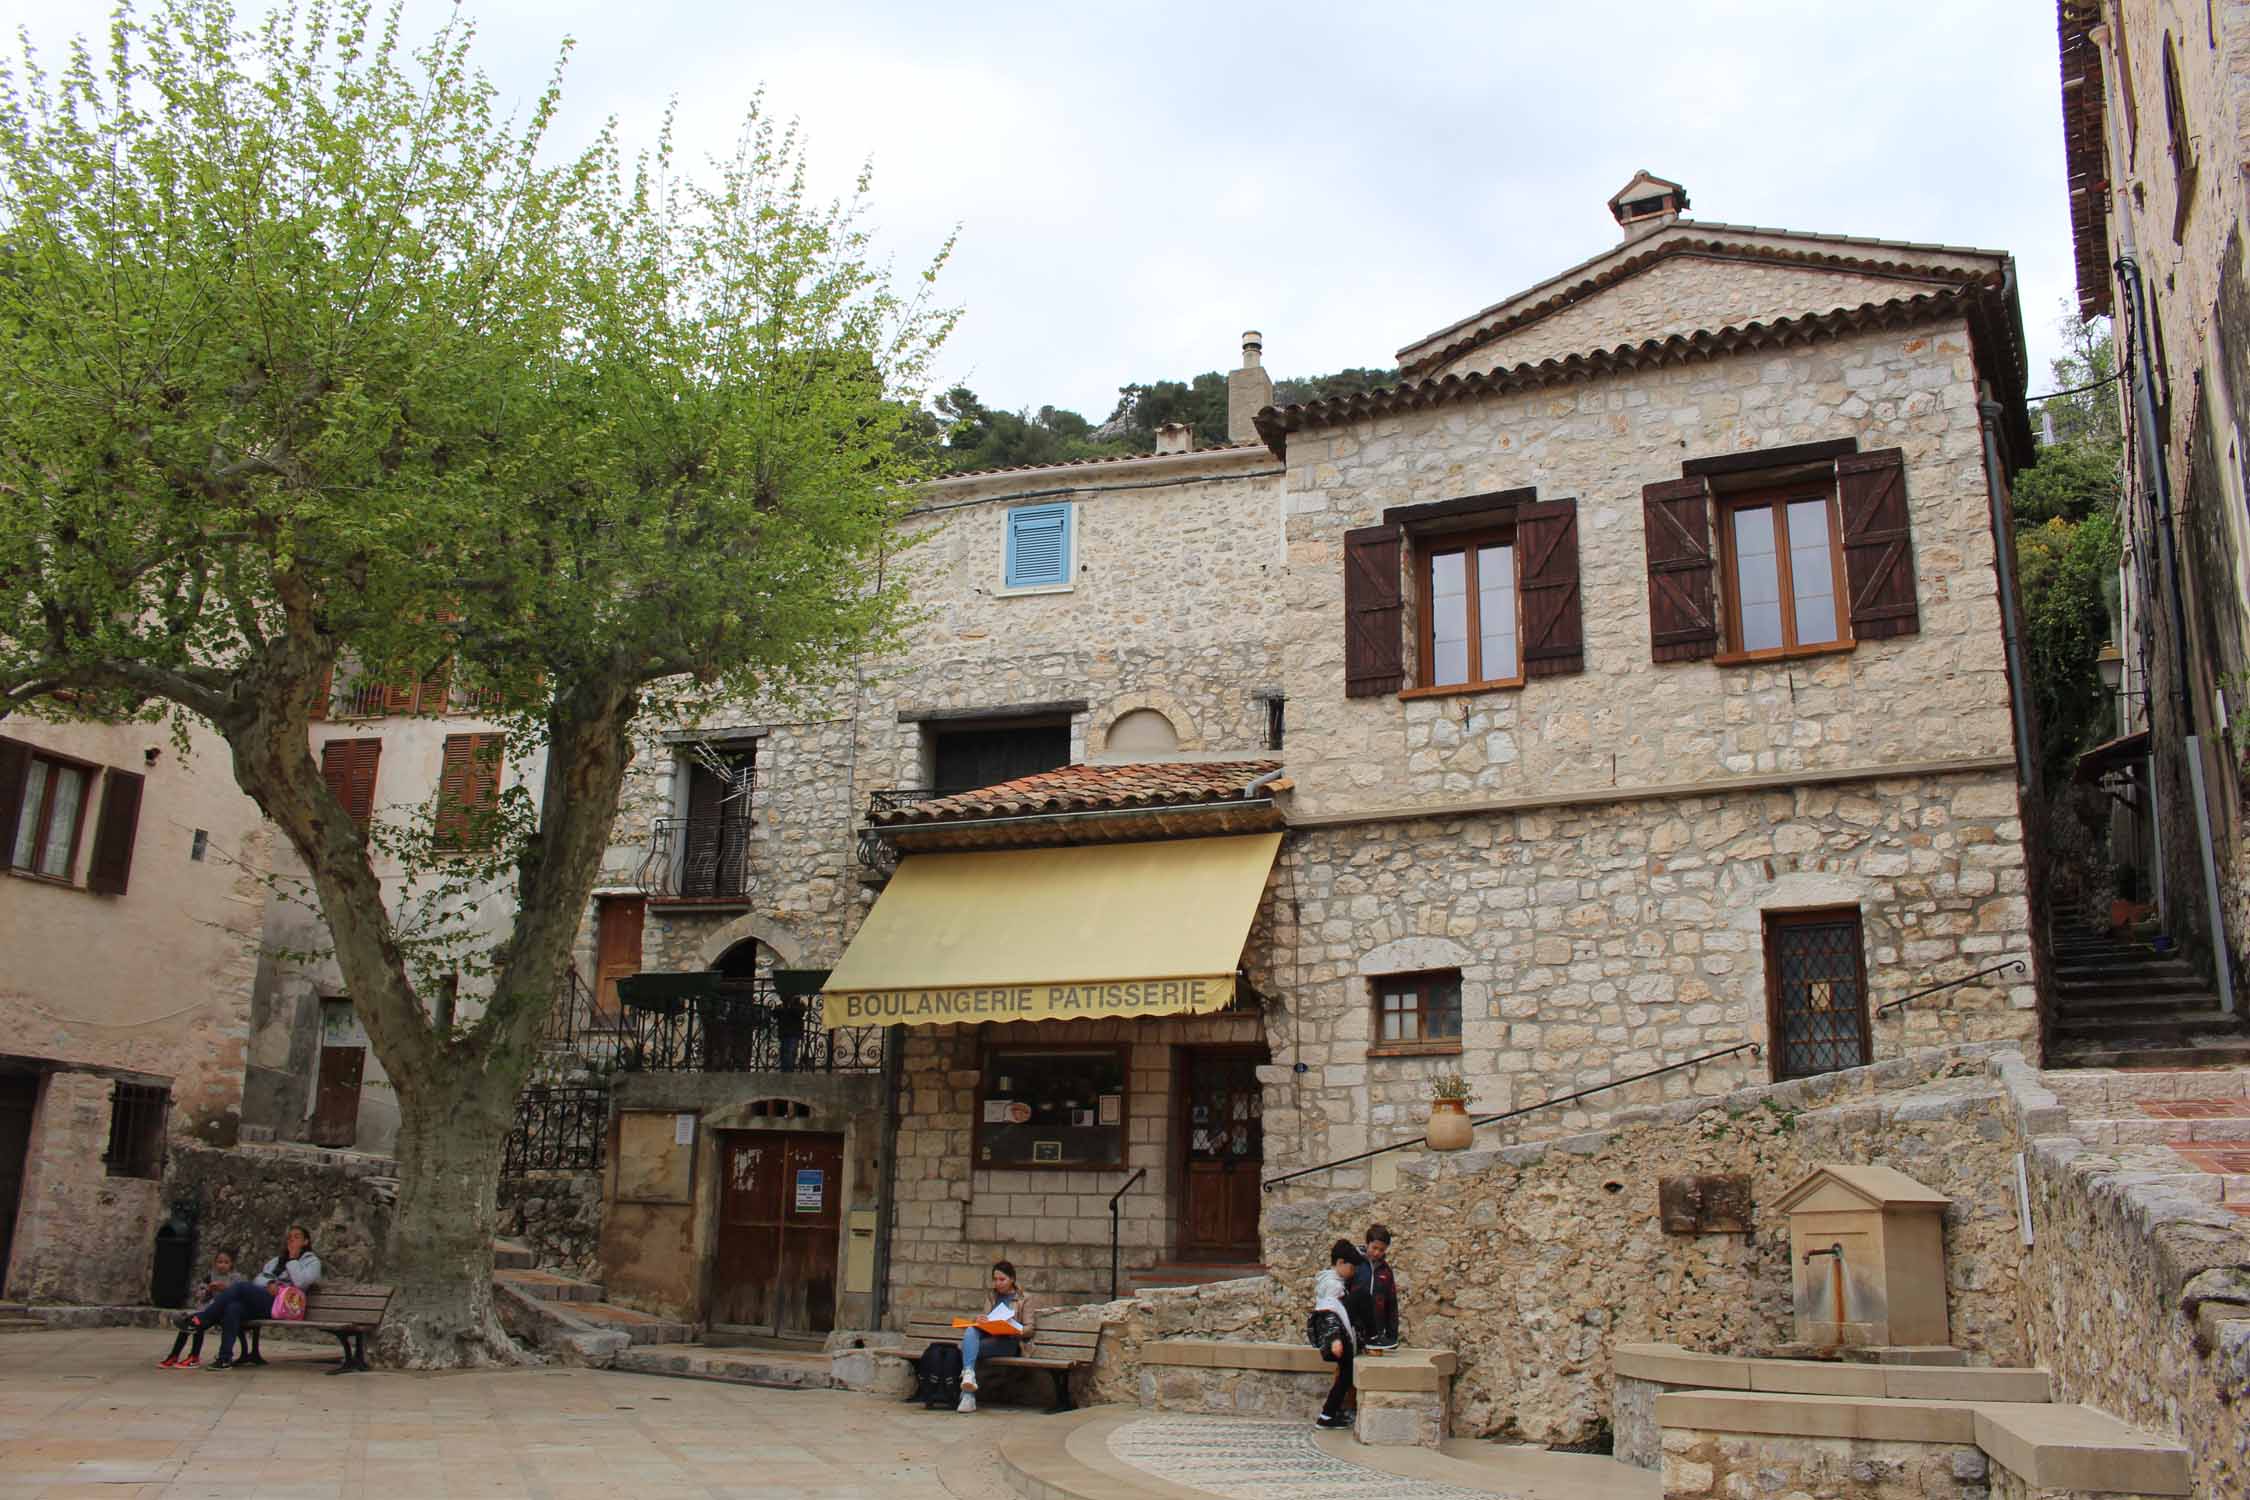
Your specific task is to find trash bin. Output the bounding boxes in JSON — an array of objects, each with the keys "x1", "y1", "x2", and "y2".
[{"x1": 150, "y1": 1201, "x2": 197, "y2": 1309}]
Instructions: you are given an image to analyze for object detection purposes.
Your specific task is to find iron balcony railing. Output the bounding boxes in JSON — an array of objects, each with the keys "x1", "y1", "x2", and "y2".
[
  {"x1": 857, "y1": 788, "x2": 965, "y2": 872},
  {"x1": 503, "y1": 1083, "x2": 608, "y2": 1177},
  {"x1": 641, "y1": 813, "x2": 754, "y2": 900},
  {"x1": 617, "y1": 976, "x2": 882, "y2": 1075},
  {"x1": 539, "y1": 967, "x2": 627, "y2": 1066}
]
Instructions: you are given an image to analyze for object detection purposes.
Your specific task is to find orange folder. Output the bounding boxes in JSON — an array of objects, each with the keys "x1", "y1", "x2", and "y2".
[{"x1": 952, "y1": 1317, "x2": 1023, "y2": 1337}]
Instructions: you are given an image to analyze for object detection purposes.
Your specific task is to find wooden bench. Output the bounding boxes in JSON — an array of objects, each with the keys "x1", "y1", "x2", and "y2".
[
  {"x1": 872, "y1": 1313, "x2": 1107, "y2": 1412},
  {"x1": 245, "y1": 1282, "x2": 396, "y2": 1374}
]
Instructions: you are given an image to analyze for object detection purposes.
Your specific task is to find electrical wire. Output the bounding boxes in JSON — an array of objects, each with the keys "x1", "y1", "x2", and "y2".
[{"x1": 2025, "y1": 369, "x2": 2124, "y2": 403}]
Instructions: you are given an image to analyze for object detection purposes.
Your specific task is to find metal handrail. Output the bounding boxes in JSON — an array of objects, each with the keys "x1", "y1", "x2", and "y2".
[
  {"x1": 1260, "y1": 1040, "x2": 1763, "y2": 1193},
  {"x1": 1108, "y1": 1167, "x2": 1147, "y2": 1300},
  {"x1": 1874, "y1": 958, "x2": 2028, "y2": 1016}
]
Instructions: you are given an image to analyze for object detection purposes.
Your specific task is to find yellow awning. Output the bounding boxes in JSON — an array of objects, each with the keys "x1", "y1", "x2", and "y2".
[{"x1": 818, "y1": 832, "x2": 1282, "y2": 1029}]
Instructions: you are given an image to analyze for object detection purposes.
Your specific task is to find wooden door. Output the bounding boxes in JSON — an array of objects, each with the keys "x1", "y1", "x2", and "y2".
[
  {"x1": 593, "y1": 896, "x2": 645, "y2": 1028},
  {"x1": 712, "y1": 1130, "x2": 843, "y2": 1335},
  {"x1": 1179, "y1": 1050, "x2": 1264, "y2": 1260},
  {"x1": 0, "y1": 1074, "x2": 37, "y2": 1289},
  {"x1": 309, "y1": 1047, "x2": 365, "y2": 1147}
]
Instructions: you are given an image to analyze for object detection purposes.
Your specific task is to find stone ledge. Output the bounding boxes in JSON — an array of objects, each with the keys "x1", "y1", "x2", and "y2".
[
  {"x1": 1654, "y1": 1390, "x2": 2191, "y2": 1495},
  {"x1": 1615, "y1": 1342, "x2": 2050, "y2": 1402},
  {"x1": 1140, "y1": 1337, "x2": 1455, "y2": 1389}
]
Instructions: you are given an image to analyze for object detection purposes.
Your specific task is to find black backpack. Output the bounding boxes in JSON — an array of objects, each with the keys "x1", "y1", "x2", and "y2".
[{"x1": 911, "y1": 1341, "x2": 964, "y2": 1404}]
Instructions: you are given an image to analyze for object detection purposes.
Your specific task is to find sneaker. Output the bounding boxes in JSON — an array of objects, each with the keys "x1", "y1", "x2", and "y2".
[
  {"x1": 157, "y1": 1356, "x2": 178, "y2": 1369},
  {"x1": 177, "y1": 1355, "x2": 199, "y2": 1369},
  {"x1": 203, "y1": 1359, "x2": 233, "y2": 1371},
  {"x1": 956, "y1": 1391, "x2": 977, "y2": 1413},
  {"x1": 960, "y1": 1370, "x2": 977, "y2": 1392},
  {"x1": 1314, "y1": 1412, "x2": 1348, "y2": 1429},
  {"x1": 1368, "y1": 1337, "x2": 1400, "y2": 1351}
]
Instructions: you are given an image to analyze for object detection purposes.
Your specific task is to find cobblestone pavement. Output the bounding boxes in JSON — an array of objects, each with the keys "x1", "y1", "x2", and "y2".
[
  {"x1": 1109, "y1": 1417, "x2": 1513, "y2": 1498},
  {"x1": 0, "y1": 1327, "x2": 1025, "y2": 1499}
]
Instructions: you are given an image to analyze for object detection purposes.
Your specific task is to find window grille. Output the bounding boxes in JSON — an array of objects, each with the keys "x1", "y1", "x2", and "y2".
[{"x1": 104, "y1": 1082, "x2": 169, "y2": 1179}]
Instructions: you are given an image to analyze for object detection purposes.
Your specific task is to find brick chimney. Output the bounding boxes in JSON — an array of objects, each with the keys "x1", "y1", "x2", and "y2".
[
  {"x1": 1155, "y1": 420, "x2": 1195, "y2": 455},
  {"x1": 1608, "y1": 170, "x2": 1689, "y2": 241},
  {"x1": 1226, "y1": 330, "x2": 1274, "y2": 444}
]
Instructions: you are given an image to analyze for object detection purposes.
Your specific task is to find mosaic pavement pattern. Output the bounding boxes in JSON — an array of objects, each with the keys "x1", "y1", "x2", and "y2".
[{"x1": 1106, "y1": 1416, "x2": 1520, "y2": 1500}]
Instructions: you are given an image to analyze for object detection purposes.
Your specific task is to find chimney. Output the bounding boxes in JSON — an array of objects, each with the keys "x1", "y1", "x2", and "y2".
[
  {"x1": 1607, "y1": 170, "x2": 1689, "y2": 242},
  {"x1": 1155, "y1": 420, "x2": 1195, "y2": 455},
  {"x1": 1226, "y1": 330, "x2": 1274, "y2": 444}
]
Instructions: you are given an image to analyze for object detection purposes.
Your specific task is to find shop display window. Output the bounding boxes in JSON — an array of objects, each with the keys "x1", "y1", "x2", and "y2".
[{"x1": 976, "y1": 1046, "x2": 1127, "y2": 1169}]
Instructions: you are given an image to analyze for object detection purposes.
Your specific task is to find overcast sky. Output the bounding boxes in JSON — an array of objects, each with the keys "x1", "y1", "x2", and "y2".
[{"x1": 0, "y1": 1, "x2": 2084, "y2": 421}]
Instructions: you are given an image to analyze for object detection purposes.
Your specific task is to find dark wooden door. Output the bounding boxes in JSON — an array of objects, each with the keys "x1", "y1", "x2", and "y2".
[
  {"x1": 713, "y1": 1130, "x2": 843, "y2": 1335},
  {"x1": 0, "y1": 1074, "x2": 37, "y2": 1290},
  {"x1": 1179, "y1": 1051, "x2": 1264, "y2": 1260},
  {"x1": 309, "y1": 1047, "x2": 365, "y2": 1147},
  {"x1": 593, "y1": 896, "x2": 645, "y2": 1028}
]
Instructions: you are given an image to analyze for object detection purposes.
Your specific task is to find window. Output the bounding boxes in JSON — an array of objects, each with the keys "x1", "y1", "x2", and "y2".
[
  {"x1": 319, "y1": 738, "x2": 382, "y2": 834},
  {"x1": 0, "y1": 741, "x2": 95, "y2": 881},
  {"x1": 1370, "y1": 971, "x2": 1463, "y2": 1056},
  {"x1": 1764, "y1": 909, "x2": 1870, "y2": 1082},
  {"x1": 1419, "y1": 533, "x2": 1520, "y2": 689},
  {"x1": 104, "y1": 1082, "x2": 169, "y2": 1178},
  {"x1": 1004, "y1": 502, "x2": 1074, "y2": 589},
  {"x1": 339, "y1": 659, "x2": 452, "y2": 718},
  {"x1": 1718, "y1": 487, "x2": 1850, "y2": 658},
  {"x1": 976, "y1": 1046, "x2": 1126, "y2": 1169},
  {"x1": 928, "y1": 721, "x2": 1070, "y2": 791},
  {"x1": 435, "y1": 733, "x2": 505, "y2": 852}
]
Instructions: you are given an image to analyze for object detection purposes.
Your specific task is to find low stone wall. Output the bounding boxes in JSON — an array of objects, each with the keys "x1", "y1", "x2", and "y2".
[
  {"x1": 1259, "y1": 1044, "x2": 2031, "y2": 1445},
  {"x1": 1662, "y1": 1429, "x2": 1988, "y2": 1500},
  {"x1": 2000, "y1": 1058, "x2": 2250, "y2": 1500},
  {"x1": 499, "y1": 1170, "x2": 601, "y2": 1279},
  {"x1": 164, "y1": 1141, "x2": 397, "y2": 1282}
]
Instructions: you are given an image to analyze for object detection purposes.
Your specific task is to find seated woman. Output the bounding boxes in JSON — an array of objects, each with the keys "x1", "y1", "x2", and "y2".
[
  {"x1": 177, "y1": 1224, "x2": 322, "y2": 1370},
  {"x1": 956, "y1": 1259, "x2": 1031, "y2": 1413}
]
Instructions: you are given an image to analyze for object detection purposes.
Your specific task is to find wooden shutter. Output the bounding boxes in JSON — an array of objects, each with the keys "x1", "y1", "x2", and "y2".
[
  {"x1": 1837, "y1": 448, "x2": 1920, "y2": 641},
  {"x1": 85, "y1": 769, "x2": 144, "y2": 896},
  {"x1": 437, "y1": 733, "x2": 503, "y2": 850},
  {"x1": 0, "y1": 738, "x2": 29, "y2": 861},
  {"x1": 308, "y1": 665, "x2": 332, "y2": 722},
  {"x1": 380, "y1": 680, "x2": 417, "y2": 715},
  {"x1": 1515, "y1": 499, "x2": 1584, "y2": 678},
  {"x1": 1343, "y1": 524, "x2": 1405, "y2": 697},
  {"x1": 320, "y1": 738, "x2": 381, "y2": 833},
  {"x1": 1005, "y1": 504, "x2": 1072, "y2": 588},
  {"x1": 1643, "y1": 476, "x2": 1720, "y2": 662},
  {"x1": 416, "y1": 658, "x2": 452, "y2": 715}
]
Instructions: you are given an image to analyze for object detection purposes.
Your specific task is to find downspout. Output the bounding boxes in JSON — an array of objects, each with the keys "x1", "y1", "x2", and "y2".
[
  {"x1": 871, "y1": 1023, "x2": 903, "y2": 1327},
  {"x1": 1978, "y1": 399, "x2": 2039, "y2": 793}
]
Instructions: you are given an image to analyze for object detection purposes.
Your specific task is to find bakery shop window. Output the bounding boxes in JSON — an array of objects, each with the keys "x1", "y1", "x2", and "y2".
[{"x1": 976, "y1": 1046, "x2": 1127, "y2": 1170}]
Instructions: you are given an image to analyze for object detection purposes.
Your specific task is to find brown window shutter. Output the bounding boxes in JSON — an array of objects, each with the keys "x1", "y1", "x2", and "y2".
[
  {"x1": 1643, "y1": 476, "x2": 1720, "y2": 662},
  {"x1": 321, "y1": 738, "x2": 381, "y2": 833},
  {"x1": 309, "y1": 665, "x2": 332, "y2": 722},
  {"x1": 1343, "y1": 524, "x2": 1405, "y2": 697},
  {"x1": 1515, "y1": 499, "x2": 1584, "y2": 678},
  {"x1": 1837, "y1": 448, "x2": 1920, "y2": 640},
  {"x1": 85, "y1": 769, "x2": 144, "y2": 895},
  {"x1": 468, "y1": 733, "x2": 504, "y2": 817},
  {"x1": 417, "y1": 658, "x2": 452, "y2": 715},
  {"x1": 435, "y1": 734, "x2": 473, "y2": 849},
  {"x1": 0, "y1": 738, "x2": 30, "y2": 859},
  {"x1": 381, "y1": 680, "x2": 417, "y2": 715}
]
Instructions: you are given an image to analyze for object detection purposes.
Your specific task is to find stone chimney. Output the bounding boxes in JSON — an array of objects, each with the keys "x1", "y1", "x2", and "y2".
[
  {"x1": 1607, "y1": 170, "x2": 1689, "y2": 242},
  {"x1": 1154, "y1": 420, "x2": 1195, "y2": 455},
  {"x1": 1226, "y1": 330, "x2": 1274, "y2": 444}
]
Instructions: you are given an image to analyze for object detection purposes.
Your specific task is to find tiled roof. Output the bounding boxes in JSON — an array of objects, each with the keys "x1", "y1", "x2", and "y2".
[
  {"x1": 1396, "y1": 230, "x2": 2008, "y2": 377},
  {"x1": 2057, "y1": 2, "x2": 2114, "y2": 318},
  {"x1": 1259, "y1": 282, "x2": 2025, "y2": 457},
  {"x1": 928, "y1": 442, "x2": 1268, "y2": 483},
  {"x1": 870, "y1": 760, "x2": 1285, "y2": 826}
]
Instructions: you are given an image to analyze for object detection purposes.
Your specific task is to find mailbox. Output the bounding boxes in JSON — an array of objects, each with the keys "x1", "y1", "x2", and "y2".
[{"x1": 1775, "y1": 1164, "x2": 1950, "y2": 1349}]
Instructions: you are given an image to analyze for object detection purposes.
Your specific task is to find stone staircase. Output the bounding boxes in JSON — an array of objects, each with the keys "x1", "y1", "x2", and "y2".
[
  {"x1": 1123, "y1": 1261, "x2": 1268, "y2": 1294},
  {"x1": 2035, "y1": 1067, "x2": 2250, "y2": 1219},
  {"x1": 2046, "y1": 901, "x2": 2250, "y2": 1068},
  {"x1": 490, "y1": 1237, "x2": 694, "y2": 1363}
]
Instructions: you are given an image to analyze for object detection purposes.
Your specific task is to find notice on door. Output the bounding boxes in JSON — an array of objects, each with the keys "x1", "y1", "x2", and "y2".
[{"x1": 794, "y1": 1168, "x2": 825, "y2": 1212}]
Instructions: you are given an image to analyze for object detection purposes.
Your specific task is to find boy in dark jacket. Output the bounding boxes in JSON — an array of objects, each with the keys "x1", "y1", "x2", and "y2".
[{"x1": 1354, "y1": 1222, "x2": 1401, "y2": 1350}]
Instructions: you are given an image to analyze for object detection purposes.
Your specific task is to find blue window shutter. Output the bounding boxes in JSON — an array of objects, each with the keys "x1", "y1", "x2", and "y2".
[{"x1": 1005, "y1": 504, "x2": 1072, "y2": 588}]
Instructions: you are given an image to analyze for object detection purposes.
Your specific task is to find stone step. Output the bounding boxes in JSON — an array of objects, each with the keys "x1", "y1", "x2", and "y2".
[
  {"x1": 1126, "y1": 1263, "x2": 1269, "y2": 1292},
  {"x1": 2048, "y1": 1037, "x2": 2250, "y2": 1069},
  {"x1": 2052, "y1": 975, "x2": 2213, "y2": 1001},
  {"x1": 0, "y1": 1317, "x2": 45, "y2": 1333},
  {"x1": 491, "y1": 1237, "x2": 536, "y2": 1271},
  {"x1": 612, "y1": 1342, "x2": 836, "y2": 1390},
  {"x1": 2051, "y1": 1010, "x2": 2244, "y2": 1041},
  {"x1": 543, "y1": 1298, "x2": 694, "y2": 1347},
  {"x1": 495, "y1": 1267, "x2": 604, "y2": 1303},
  {"x1": 2051, "y1": 989, "x2": 2222, "y2": 1015}
]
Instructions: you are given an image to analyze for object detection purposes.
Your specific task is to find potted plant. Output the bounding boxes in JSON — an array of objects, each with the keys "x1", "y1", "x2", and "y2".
[{"x1": 1426, "y1": 1074, "x2": 1474, "y2": 1152}]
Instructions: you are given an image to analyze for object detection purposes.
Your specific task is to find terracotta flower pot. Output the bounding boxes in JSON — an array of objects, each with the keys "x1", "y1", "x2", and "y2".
[{"x1": 1426, "y1": 1097, "x2": 1473, "y2": 1152}]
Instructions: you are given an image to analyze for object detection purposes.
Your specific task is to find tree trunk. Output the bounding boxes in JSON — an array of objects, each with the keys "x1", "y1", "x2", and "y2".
[{"x1": 378, "y1": 1062, "x2": 521, "y2": 1366}]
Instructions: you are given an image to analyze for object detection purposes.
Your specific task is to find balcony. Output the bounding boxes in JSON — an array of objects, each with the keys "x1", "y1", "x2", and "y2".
[
  {"x1": 856, "y1": 788, "x2": 970, "y2": 873},
  {"x1": 640, "y1": 814, "x2": 754, "y2": 903},
  {"x1": 614, "y1": 973, "x2": 881, "y2": 1074}
]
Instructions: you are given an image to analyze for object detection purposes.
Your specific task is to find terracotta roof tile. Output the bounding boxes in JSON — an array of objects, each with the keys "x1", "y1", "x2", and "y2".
[
  {"x1": 871, "y1": 760, "x2": 1284, "y2": 826},
  {"x1": 931, "y1": 442, "x2": 1266, "y2": 482}
]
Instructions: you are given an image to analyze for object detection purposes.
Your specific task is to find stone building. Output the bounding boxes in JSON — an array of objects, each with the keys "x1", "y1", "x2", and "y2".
[
  {"x1": 2058, "y1": 0, "x2": 2250, "y2": 1009},
  {"x1": 0, "y1": 718, "x2": 271, "y2": 1302},
  {"x1": 585, "y1": 175, "x2": 2045, "y2": 1327}
]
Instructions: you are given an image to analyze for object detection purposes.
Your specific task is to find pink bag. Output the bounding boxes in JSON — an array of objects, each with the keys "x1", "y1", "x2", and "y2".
[{"x1": 267, "y1": 1283, "x2": 307, "y2": 1321}]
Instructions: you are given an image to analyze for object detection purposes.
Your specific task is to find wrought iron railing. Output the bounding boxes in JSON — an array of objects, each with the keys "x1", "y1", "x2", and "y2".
[
  {"x1": 1873, "y1": 958, "x2": 2029, "y2": 1016},
  {"x1": 538, "y1": 967, "x2": 627, "y2": 1065},
  {"x1": 1109, "y1": 1167, "x2": 1147, "y2": 1300},
  {"x1": 503, "y1": 1083, "x2": 608, "y2": 1177},
  {"x1": 641, "y1": 814, "x2": 754, "y2": 899},
  {"x1": 857, "y1": 788, "x2": 973, "y2": 872},
  {"x1": 617, "y1": 977, "x2": 881, "y2": 1074}
]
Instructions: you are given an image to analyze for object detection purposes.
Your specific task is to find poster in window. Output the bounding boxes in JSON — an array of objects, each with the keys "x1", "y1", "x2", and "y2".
[
  {"x1": 794, "y1": 1168, "x2": 825, "y2": 1212},
  {"x1": 983, "y1": 1099, "x2": 1012, "y2": 1124},
  {"x1": 976, "y1": 1047, "x2": 1127, "y2": 1168},
  {"x1": 1099, "y1": 1094, "x2": 1122, "y2": 1126},
  {"x1": 1032, "y1": 1140, "x2": 1063, "y2": 1163},
  {"x1": 1071, "y1": 1108, "x2": 1094, "y2": 1128}
]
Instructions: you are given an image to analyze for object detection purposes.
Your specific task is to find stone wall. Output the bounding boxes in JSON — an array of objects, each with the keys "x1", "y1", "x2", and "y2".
[
  {"x1": 165, "y1": 1141, "x2": 399, "y2": 1285},
  {"x1": 2003, "y1": 1059, "x2": 2250, "y2": 1500},
  {"x1": 1265, "y1": 771, "x2": 2036, "y2": 1191},
  {"x1": 499, "y1": 1169, "x2": 602, "y2": 1280},
  {"x1": 1260, "y1": 1046, "x2": 2031, "y2": 1445},
  {"x1": 1660, "y1": 1430, "x2": 1989, "y2": 1500},
  {"x1": 5, "y1": 1071, "x2": 164, "y2": 1304}
]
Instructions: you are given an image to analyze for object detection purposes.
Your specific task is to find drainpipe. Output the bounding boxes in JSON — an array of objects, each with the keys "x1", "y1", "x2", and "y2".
[
  {"x1": 2094, "y1": 27, "x2": 2238, "y2": 1013},
  {"x1": 1978, "y1": 397, "x2": 2040, "y2": 794},
  {"x1": 870, "y1": 1023, "x2": 903, "y2": 1327}
]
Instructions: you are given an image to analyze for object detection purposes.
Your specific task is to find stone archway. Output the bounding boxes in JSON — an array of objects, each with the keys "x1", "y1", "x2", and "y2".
[
  {"x1": 1097, "y1": 689, "x2": 1205, "y2": 753},
  {"x1": 696, "y1": 913, "x2": 805, "y2": 969}
]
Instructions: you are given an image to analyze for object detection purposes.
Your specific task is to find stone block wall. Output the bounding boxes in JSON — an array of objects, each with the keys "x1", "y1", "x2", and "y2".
[
  {"x1": 165, "y1": 1141, "x2": 399, "y2": 1285},
  {"x1": 1265, "y1": 771, "x2": 2037, "y2": 1191},
  {"x1": 6, "y1": 1071, "x2": 163, "y2": 1304},
  {"x1": 499, "y1": 1169, "x2": 602, "y2": 1280},
  {"x1": 1661, "y1": 1430, "x2": 1988, "y2": 1500}
]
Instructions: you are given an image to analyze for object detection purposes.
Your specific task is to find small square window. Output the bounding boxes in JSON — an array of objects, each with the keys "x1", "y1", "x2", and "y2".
[
  {"x1": 104, "y1": 1082, "x2": 169, "y2": 1179},
  {"x1": 1369, "y1": 970, "x2": 1463, "y2": 1056},
  {"x1": 1004, "y1": 503, "x2": 1074, "y2": 589}
]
